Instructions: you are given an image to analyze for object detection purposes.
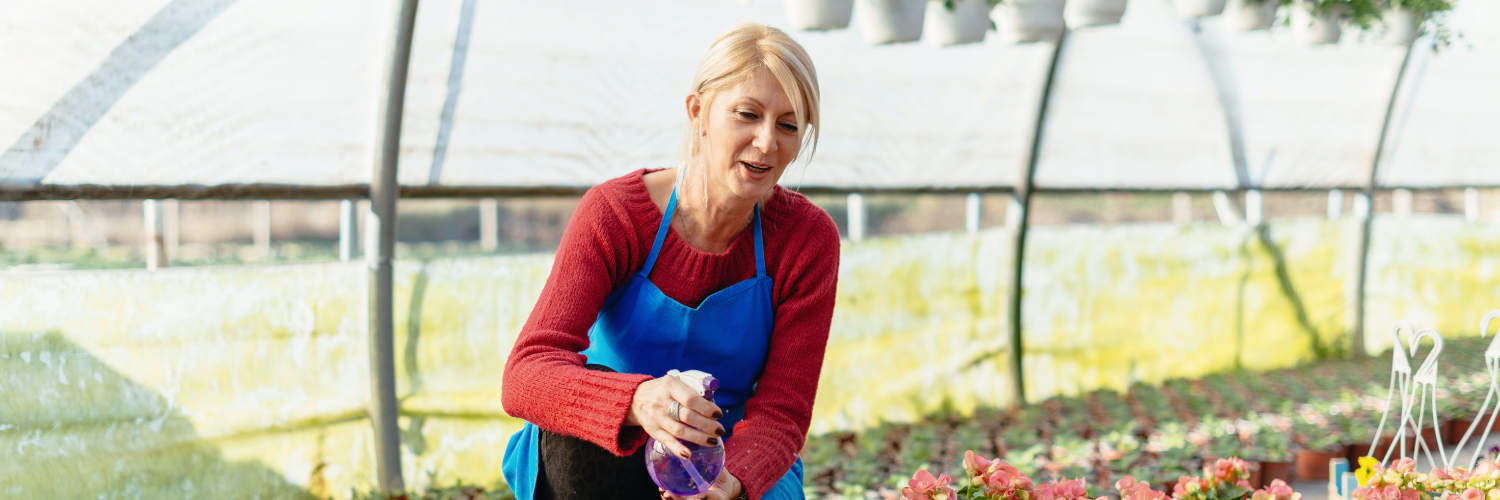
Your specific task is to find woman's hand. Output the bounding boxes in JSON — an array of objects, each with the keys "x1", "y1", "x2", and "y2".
[
  {"x1": 625, "y1": 374, "x2": 725, "y2": 458},
  {"x1": 660, "y1": 471, "x2": 743, "y2": 500}
]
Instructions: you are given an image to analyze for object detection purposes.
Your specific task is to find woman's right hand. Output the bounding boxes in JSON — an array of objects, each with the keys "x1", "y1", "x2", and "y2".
[{"x1": 625, "y1": 374, "x2": 725, "y2": 458}]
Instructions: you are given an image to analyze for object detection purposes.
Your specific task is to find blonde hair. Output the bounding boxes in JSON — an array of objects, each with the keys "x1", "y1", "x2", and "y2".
[{"x1": 678, "y1": 23, "x2": 821, "y2": 196}]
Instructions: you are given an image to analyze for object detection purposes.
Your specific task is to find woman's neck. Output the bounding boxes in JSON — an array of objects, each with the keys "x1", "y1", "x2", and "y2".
[{"x1": 650, "y1": 167, "x2": 765, "y2": 255}]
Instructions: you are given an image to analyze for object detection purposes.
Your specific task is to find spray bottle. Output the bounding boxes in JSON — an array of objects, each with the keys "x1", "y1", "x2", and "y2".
[{"x1": 645, "y1": 369, "x2": 725, "y2": 496}]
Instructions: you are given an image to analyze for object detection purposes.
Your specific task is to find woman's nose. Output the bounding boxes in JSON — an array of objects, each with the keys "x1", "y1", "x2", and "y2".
[{"x1": 753, "y1": 121, "x2": 778, "y2": 154}]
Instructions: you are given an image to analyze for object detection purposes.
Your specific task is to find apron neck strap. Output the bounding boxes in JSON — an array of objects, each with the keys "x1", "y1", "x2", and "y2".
[
  {"x1": 753, "y1": 202, "x2": 766, "y2": 278},
  {"x1": 642, "y1": 188, "x2": 679, "y2": 276},
  {"x1": 642, "y1": 188, "x2": 768, "y2": 279}
]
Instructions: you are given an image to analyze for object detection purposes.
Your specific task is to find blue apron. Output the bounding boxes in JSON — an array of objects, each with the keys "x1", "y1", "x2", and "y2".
[{"x1": 502, "y1": 188, "x2": 805, "y2": 500}]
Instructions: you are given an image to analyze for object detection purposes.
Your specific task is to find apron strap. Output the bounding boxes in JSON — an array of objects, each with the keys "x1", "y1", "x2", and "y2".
[
  {"x1": 753, "y1": 202, "x2": 766, "y2": 278},
  {"x1": 646, "y1": 188, "x2": 766, "y2": 279},
  {"x1": 642, "y1": 188, "x2": 679, "y2": 276}
]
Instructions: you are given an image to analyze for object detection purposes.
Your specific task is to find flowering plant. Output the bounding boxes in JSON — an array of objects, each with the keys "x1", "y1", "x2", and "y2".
[
  {"x1": 1352, "y1": 457, "x2": 1429, "y2": 500},
  {"x1": 1421, "y1": 459, "x2": 1500, "y2": 500},
  {"x1": 1172, "y1": 458, "x2": 1254, "y2": 500},
  {"x1": 902, "y1": 469, "x2": 959, "y2": 500},
  {"x1": 1117, "y1": 476, "x2": 1170, "y2": 500},
  {"x1": 959, "y1": 450, "x2": 1040, "y2": 500}
]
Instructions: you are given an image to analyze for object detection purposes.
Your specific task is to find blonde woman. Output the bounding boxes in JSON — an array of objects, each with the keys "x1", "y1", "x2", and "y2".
[{"x1": 501, "y1": 22, "x2": 839, "y2": 500}]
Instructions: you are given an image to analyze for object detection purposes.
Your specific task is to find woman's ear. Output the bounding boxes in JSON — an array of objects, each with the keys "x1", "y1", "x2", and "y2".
[{"x1": 685, "y1": 93, "x2": 704, "y2": 135}]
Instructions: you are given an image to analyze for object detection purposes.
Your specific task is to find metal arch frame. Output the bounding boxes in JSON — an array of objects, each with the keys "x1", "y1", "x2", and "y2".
[{"x1": 370, "y1": 0, "x2": 421, "y2": 493}]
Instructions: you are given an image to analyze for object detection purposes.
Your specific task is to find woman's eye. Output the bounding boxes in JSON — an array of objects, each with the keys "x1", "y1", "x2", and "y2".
[
  {"x1": 737, "y1": 111, "x2": 758, "y2": 120},
  {"x1": 779, "y1": 123, "x2": 798, "y2": 133}
]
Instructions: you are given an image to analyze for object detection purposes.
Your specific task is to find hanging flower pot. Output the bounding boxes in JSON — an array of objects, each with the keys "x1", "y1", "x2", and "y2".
[
  {"x1": 991, "y1": 0, "x2": 1066, "y2": 43},
  {"x1": 1065, "y1": 0, "x2": 1128, "y2": 27},
  {"x1": 785, "y1": 0, "x2": 856, "y2": 30},
  {"x1": 924, "y1": 0, "x2": 990, "y2": 45},
  {"x1": 1292, "y1": 0, "x2": 1347, "y2": 44},
  {"x1": 1225, "y1": 0, "x2": 1279, "y2": 31},
  {"x1": 1381, "y1": 7, "x2": 1422, "y2": 45},
  {"x1": 1174, "y1": 0, "x2": 1228, "y2": 18},
  {"x1": 857, "y1": 0, "x2": 927, "y2": 44}
]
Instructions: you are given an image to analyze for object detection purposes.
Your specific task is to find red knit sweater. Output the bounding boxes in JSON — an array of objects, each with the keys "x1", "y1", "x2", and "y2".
[{"x1": 502, "y1": 169, "x2": 841, "y2": 499}]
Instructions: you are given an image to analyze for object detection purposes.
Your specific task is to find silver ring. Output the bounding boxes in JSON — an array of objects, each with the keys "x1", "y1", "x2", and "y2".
[{"x1": 668, "y1": 400, "x2": 683, "y2": 422}]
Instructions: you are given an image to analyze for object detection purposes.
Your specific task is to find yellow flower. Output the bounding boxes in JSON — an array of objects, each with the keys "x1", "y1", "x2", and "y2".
[{"x1": 1357, "y1": 457, "x2": 1381, "y2": 487}]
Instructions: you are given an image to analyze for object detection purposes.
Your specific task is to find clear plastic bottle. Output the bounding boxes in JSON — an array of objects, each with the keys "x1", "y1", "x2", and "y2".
[{"x1": 645, "y1": 370, "x2": 725, "y2": 497}]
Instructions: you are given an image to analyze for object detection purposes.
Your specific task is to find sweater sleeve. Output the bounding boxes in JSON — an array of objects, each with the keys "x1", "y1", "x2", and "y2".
[
  {"x1": 724, "y1": 202, "x2": 841, "y2": 500},
  {"x1": 501, "y1": 184, "x2": 655, "y2": 456}
]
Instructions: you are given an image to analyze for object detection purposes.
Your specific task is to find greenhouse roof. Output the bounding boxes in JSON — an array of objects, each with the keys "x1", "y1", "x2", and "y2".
[{"x1": 1, "y1": 0, "x2": 1497, "y2": 199}]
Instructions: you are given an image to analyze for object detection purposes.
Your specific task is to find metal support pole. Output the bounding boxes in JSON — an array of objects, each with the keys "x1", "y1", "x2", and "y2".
[
  {"x1": 163, "y1": 199, "x2": 179, "y2": 263},
  {"x1": 965, "y1": 193, "x2": 981, "y2": 234},
  {"x1": 339, "y1": 199, "x2": 359, "y2": 262},
  {"x1": 1466, "y1": 187, "x2": 1480, "y2": 223},
  {"x1": 252, "y1": 200, "x2": 271, "y2": 258},
  {"x1": 479, "y1": 198, "x2": 498, "y2": 251},
  {"x1": 1393, "y1": 188, "x2": 1413, "y2": 219},
  {"x1": 1244, "y1": 189, "x2": 1263, "y2": 226},
  {"x1": 1212, "y1": 190, "x2": 1242, "y2": 227},
  {"x1": 1352, "y1": 38, "x2": 1419, "y2": 358},
  {"x1": 143, "y1": 199, "x2": 166, "y2": 270},
  {"x1": 1173, "y1": 192, "x2": 1191, "y2": 227},
  {"x1": 847, "y1": 193, "x2": 866, "y2": 242},
  {"x1": 1007, "y1": 28, "x2": 1069, "y2": 408},
  {"x1": 370, "y1": 0, "x2": 420, "y2": 493}
]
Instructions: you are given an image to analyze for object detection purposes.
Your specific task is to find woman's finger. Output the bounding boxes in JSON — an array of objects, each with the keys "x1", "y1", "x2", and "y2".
[
  {"x1": 660, "y1": 417, "x2": 718, "y2": 448},
  {"x1": 646, "y1": 423, "x2": 695, "y2": 459},
  {"x1": 677, "y1": 409, "x2": 725, "y2": 442},
  {"x1": 668, "y1": 378, "x2": 723, "y2": 420}
]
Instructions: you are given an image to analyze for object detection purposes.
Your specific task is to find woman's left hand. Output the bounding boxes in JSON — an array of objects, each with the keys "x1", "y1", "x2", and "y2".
[{"x1": 659, "y1": 470, "x2": 742, "y2": 500}]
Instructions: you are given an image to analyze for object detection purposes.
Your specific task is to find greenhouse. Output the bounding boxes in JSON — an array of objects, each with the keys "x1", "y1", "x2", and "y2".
[{"x1": 2, "y1": 0, "x2": 1499, "y2": 498}]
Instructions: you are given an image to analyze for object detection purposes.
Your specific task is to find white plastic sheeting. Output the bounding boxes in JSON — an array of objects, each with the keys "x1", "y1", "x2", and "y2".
[{"x1": 1, "y1": 0, "x2": 1496, "y2": 193}]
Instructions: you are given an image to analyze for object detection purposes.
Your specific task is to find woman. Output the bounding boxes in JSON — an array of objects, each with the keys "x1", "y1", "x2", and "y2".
[{"x1": 500, "y1": 23, "x2": 840, "y2": 500}]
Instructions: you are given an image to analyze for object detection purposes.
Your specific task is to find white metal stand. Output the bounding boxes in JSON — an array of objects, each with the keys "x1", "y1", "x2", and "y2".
[
  {"x1": 1451, "y1": 310, "x2": 1500, "y2": 468},
  {"x1": 1368, "y1": 323, "x2": 1448, "y2": 468}
]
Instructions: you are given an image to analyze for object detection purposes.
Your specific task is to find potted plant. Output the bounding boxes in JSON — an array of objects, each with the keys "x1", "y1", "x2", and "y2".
[
  {"x1": 785, "y1": 0, "x2": 856, "y2": 30},
  {"x1": 1064, "y1": 0, "x2": 1129, "y2": 27},
  {"x1": 857, "y1": 0, "x2": 928, "y2": 43},
  {"x1": 1254, "y1": 427, "x2": 1294, "y2": 485},
  {"x1": 1380, "y1": 0, "x2": 1453, "y2": 45},
  {"x1": 1175, "y1": 0, "x2": 1229, "y2": 18},
  {"x1": 1350, "y1": 458, "x2": 1427, "y2": 500},
  {"x1": 924, "y1": 0, "x2": 991, "y2": 45},
  {"x1": 1224, "y1": 0, "x2": 1281, "y2": 31},
  {"x1": 1294, "y1": 427, "x2": 1347, "y2": 480},
  {"x1": 1290, "y1": 0, "x2": 1349, "y2": 44},
  {"x1": 990, "y1": 0, "x2": 1066, "y2": 43}
]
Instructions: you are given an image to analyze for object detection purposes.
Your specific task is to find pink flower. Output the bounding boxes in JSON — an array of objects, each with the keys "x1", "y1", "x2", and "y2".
[
  {"x1": 902, "y1": 470, "x2": 957, "y2": 500},
  {"x1": 965, "y1": 450, "x2": 995, "y2": 478},
  {"x1": 979, "y1": 461, "x2": 1035, "y2": 500},
  {"x1": 1461, "y1": 489, "x2": 1485, "y2": 500},
  {"x1": 1251, "y1": 479, "x2": 1301, "y2": 500},
  {"x1": 1392, "y1": 458, "x2": 1417, "y2": 474},
  {"x1": 1212, "y1": 458, "x2": 1250, "y2": 484},
  {"x1": 1475, "y1": 461, "x2": 1500, "y2": 478},
  {"x1": 1118, "y1": 476, "x2": 1140, "y2": 493},
  {"x1": 1433, "y1": 469, "x2": 1453, "y2": 481},
  {"x1": 1036, "y1": 479, "x2": 1089, "y2": 500}
]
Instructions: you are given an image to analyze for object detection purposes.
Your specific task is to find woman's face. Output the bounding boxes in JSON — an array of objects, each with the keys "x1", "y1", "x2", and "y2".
[{"x1": 689, "y1": 68, "x2": 802, "y2": 202}]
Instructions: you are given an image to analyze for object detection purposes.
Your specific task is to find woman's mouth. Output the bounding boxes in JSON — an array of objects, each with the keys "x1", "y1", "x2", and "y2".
[{"x1": 740, "y1": 161, "x2": 770, "y2": 174}]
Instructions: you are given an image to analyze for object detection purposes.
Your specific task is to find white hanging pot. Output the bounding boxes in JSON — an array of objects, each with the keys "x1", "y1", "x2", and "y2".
[
  {"x1": 924, "y1": 0, "x2": 990, "y2": 45},
  {"x1": 991, "y1": 0, "x2": 1066, "y2": 43},
  {"x1": 1174, "y1": 0, "x2": 1228, "y2": 18},
  {"x1": 1382, "y1": 7, "x2": 1423, "y2": 45},
  {"x1": 1225, "y1": 0, "x2": 1279, "y2": 31},
  {"x1": 857, "y1": 0, "x2": 927, "y2": 44},
  {"x1": 785, "y1": 0, "x2": 856, "y2": 30},
  {"x1": 1292, "y1": 0, "x2": 1346, "y2": 44},
  {"x1": 1065, "y1": 0, "x2": 1128, "y2": 27}
]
